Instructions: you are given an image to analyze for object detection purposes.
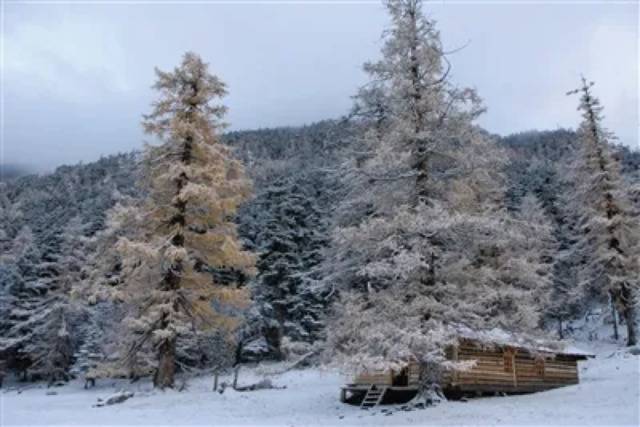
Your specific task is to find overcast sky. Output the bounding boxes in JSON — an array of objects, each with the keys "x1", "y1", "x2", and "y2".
[{"x1": 2, "y1": 1, "x2": 638, "y2": 172}]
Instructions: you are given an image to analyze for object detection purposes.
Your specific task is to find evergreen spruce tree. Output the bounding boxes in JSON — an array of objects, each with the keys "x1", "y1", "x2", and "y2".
[
  {"x1": 566, "y1": 77, "x2": 640, "y2": 346},
  {"x1": 240, "y1": 172, "x2": 328, "y2": 358},
  {"x1": 0, "y1": 220, "x2": 85, "y2": 383}
]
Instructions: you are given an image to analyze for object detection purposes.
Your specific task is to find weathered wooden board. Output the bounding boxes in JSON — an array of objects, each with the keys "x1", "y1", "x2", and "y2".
[{"x1": 354, "y1": 371, "x2": 393, "y2": 385}]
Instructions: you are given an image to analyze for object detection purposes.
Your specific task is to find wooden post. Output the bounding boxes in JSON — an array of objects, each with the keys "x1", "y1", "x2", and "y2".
[
  {"x1": 534, "y1": 356, "x2": 545, "y2": 379},
  {"x1": 452, "y1": 345, "x2": 459, "y2": 386},
  {"x1": 558, "y1": 317, "x2": 564, "y2": 340},
  {"x1": 512, "y1": 350, "x2": 517, "y2": 388},
  {"x1": 504, "y1": 347, "x2": 516, "y2": 388},
  {"x1": 213, "y1": 372, "x2": 219, "y2": 392}
]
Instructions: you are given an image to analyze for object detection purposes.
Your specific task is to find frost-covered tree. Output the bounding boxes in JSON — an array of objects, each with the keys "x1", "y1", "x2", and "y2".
[
  {"x1": 327, "y1": 0, "x2": 502, "y2": 289},
  {"x1": 501, "y1": 129, "x2": 609, "y2": 337},
  {"x1": 29, "y1": 218, "x2": 88, "y2": 383},
  {"x1": 239, "y1": 172, "x2": 329, "y2": 359},
  {"x1": 113, "y1": 52, "x2": 254, "y2": 388},
  {"x1": 326, "y1": 1, "x2": 552, "y2": 397},
  {"x1": 328, "y1": 279, "x2": 457, "y2": 377},
  {"x1": 0, "y1": 227, "x2": 38, "y2": 378},
  {"x1": 566, "y1": 78, "x2": 640, "y2": 346},
  {"x1": 0, "y1": 227, "x2": 50, "y2": 377},
  {"x1": 0, "y1": 183, "x2": 23, "y2": 247},
  {"x1": 510, "y1": 194, "x2": 556, "y2": 318},
  {"x1": 0, "y1": 219, "x2": 87, "y2": 383},
  {"x1": 357, "y1": 0, "x2": 485, "y2": 206},
  {"x1": 70, "y1": 200, "x2": 142, "y2": 381},
  {"x1": 329, "y1": 0, "x2": 503, "y2": 296},
  {"x1": 544, "y1": 182, "x2": 586, "y2": 338}
]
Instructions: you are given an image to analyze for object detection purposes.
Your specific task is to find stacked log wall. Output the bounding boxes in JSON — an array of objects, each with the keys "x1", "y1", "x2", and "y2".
[
  {"x1": 350, "y1": 342, "x2": 582, "y2": 393},
  {"x1": 454, "y1": 344, "x2": 579, "y2": 392},
  {"x1": 353, "y1": 370, "x2": 393, "y2": 385}
]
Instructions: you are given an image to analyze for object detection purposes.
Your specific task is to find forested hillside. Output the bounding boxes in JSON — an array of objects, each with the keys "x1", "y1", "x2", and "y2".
[
  {"x1": 1, "y1": 122, "x2": 638, "y2": 378},
  {"x1": 0, "y1": 119, "x2": 356, "y2": 379},
  {"x1": 503, "y1": 128, "x2": 640, "y2": 339}
]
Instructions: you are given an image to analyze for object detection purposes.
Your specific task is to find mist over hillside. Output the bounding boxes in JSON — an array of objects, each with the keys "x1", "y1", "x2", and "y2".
[{"x1": 0, "y1": 164, "x2": 34, "y2": 182}]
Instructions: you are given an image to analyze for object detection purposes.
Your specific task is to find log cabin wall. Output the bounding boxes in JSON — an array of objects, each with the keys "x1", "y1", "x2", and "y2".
[
  {"x1": 453, "y1": 342, "x2": 580, "y2": 392},
  {"x1": 454, "y1": 344, "x2": 520, "y2": 391},
  {"x1": 350, "y1": 340, "x2": 584, "y2": 393},
  {"x1": 353, "y1": 362, "x2": 422, "y2": 386},
  {"x1": 353, "y1": 370, "x2": 394, "y2": 385}
]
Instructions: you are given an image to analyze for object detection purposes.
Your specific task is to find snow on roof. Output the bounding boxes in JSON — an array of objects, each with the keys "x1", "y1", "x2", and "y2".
[
  {"x1": 453, "y1": 325, "x2": 594, "y2": 358},
  {"x1": 561, "y1": 345, "x2": 595, "y2": 357}
]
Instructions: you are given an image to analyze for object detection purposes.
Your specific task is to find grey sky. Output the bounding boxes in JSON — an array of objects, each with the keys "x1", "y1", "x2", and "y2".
[{"x1": 2, "y1": 1, "x2": 638, "y2": 172}]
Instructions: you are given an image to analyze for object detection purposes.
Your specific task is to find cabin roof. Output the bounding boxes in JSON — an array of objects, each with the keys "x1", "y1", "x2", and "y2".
[
  {"x1": 458, "y1": 337, "x2": 593, "y2": 360},
  {"x1": 455, "y1": 326, "x2": 595, "y2": 360}
]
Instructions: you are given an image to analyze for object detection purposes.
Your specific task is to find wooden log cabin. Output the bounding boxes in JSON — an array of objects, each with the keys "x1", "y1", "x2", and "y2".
[{"x1": 341, "y1": 338, "x2": 592, "y2": 407}]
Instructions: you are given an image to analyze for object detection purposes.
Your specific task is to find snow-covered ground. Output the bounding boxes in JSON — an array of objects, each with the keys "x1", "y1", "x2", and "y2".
[{"x1": 1, "y1": 342, "x2": 638, "y2": 426}]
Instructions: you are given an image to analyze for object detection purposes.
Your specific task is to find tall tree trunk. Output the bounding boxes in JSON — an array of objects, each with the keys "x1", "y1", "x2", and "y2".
[
  {"x1": 411, "y1": 361, "x2": 444, "y2": 407},
  {"x1": 558, "y1": 317, "x2": 564, "y2": 340},
  {"x1": 610, "y1": 293, "x2": 619, "y2": 341},
  {"x1": 154, "y1": 338, "x2": 176, "y2": 389},
  {"x1": 413, "y1": 149, "x2": 430, "y2": 206},
  {"x1": 406, "y1": 1, "x2": 430, "y2": 208},
  {"x1": 424, "y1": 251, "x2": 436, "y2": 287},
  {"x1": 620, "y1": 286, "x2": 637, "y2": 346},
  {"x1": 581, "y1": 81, "x2": 636, "y2": 347},
  {"x1": 624, "y1": 311, "x2": 637, "y2": 347},
  {"x1": 152, "y1": 135, "x2": 191, "y2": 389},
  {"x1": 625, "y1": 308, "x2": 637, "y2": 347}
]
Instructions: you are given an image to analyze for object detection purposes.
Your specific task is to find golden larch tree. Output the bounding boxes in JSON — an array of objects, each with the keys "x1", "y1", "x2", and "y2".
[{"x1": 116, "y1": 52, "x2": 254, "y2": 388}]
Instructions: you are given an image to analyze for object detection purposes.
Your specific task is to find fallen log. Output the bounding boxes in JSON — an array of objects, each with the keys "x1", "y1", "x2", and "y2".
[
  {"x1": 95, "y1": 391, "x2": 134, "y2": 407},
  {"x1": 233, "y1": 379, "x2": 286, "y2": 392}
]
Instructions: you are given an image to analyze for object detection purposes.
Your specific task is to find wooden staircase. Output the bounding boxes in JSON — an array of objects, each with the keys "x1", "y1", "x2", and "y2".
[{"x1": 360, "y1": 385, "x2": 387, "y2": 409}]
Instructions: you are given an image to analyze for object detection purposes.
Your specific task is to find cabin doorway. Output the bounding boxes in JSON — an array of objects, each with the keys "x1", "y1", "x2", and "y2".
[{"x1": 392, "y1": 368, "x2": 409, "y2": 386}]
